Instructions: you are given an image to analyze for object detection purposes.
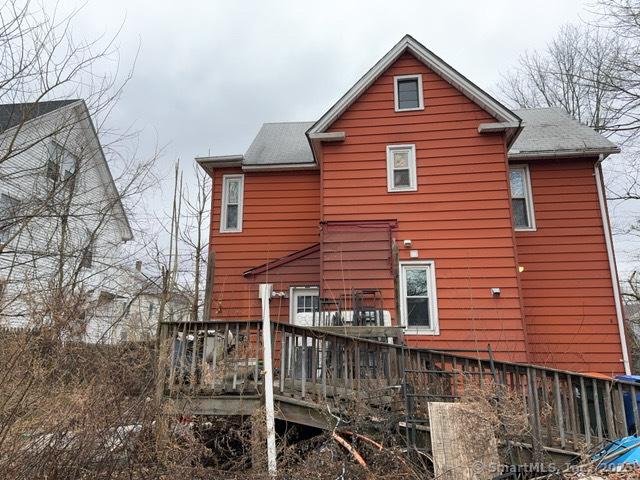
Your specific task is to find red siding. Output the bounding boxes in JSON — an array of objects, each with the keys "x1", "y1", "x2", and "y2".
[
  {"x1": 515, "y1": 159, "x2": 625, "y2": 375},
  {"x1": 321, "y1": 53, "x2": 529, "y2": 363},
  {"x1": 209, "y1": 169, "x2": 320, "y2": 321},
  {"x1": 321, "y1": 221, "x2": 395, "y2": 302}
]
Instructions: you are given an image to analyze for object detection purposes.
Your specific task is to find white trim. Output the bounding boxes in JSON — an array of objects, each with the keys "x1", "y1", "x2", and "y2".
[
  {"x1": 394, "y1": 74, "x2": 424, "y2": 112},
  {"x1": 595, "y1": 161, "x2": 631, "y2": 374},
  {"x1": 399, "y1": 260, "x2": 439, "y2": 335},
  {"x1": 509, "y1": 164, "x2": 536, "y2": 231},
  {"x1": 220, "y1": 174, "x2": 244, "y2": 233},
  {"x1": 308, "y1": 35, "x2": 520, "y2": 135},
  {"x1": 386, "y1": 144, "x2": 417, "y2": 192}
]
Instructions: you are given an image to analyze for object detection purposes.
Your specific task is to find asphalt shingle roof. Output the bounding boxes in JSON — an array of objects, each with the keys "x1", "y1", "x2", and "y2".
[
  {"x1": 234, "y1": 107, "x2": 617, "y2": 166},
  {"x1": 0, "y1": 100, "x2": 79, "y2": 133},
  {"x1": 244, "y1": 121, "x2": 315, "y2": 166},
  {"x1": 510, "y1": 107, "x2": 619, "y2": 157}
]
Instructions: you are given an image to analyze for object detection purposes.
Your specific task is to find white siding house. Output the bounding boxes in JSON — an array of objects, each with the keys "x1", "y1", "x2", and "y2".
[{"x1": 0, "y1": 100, "x2": 133, "y2": 338}]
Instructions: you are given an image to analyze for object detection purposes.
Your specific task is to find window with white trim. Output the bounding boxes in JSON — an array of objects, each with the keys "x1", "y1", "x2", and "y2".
[
  {"x1": 509, "y1": 165, "x2": 536, "y2": 230},
  {"x1": 399, "y1": 261, "x2": 439, "y2": 334},
  {"x1": 386, "y1": 144, "x2": 417, "y2": 192},
  {"x1": 394, "y1": 74, "x2": 424, "y2": 112},
  {"x1": 220, "y1": 174, "x2": 244, "y2": 233},
  {"x1": 46, "y1": 142, "x2": 77, "y2": 183}
]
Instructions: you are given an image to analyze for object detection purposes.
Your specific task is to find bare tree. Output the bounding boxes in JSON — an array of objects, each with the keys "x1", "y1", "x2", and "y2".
[{"x1": 0, "y1": 1, "x2": 162, "y2": 342}]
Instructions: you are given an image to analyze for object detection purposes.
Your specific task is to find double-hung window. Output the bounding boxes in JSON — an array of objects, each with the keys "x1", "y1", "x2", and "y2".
[
  {"x1": 47, "y1": 142, "x2": 77, "y2": 183},
  {"x1": 394, "y1": 74, "x2": 424, "y2": 111},
  {"x1": 509, "y1": 165, "x2": 535, "y2": 230},
  {"x1": 387, "y1": 144, "x2": 417, "y2": 192},
  {"x1": 399, "y1": 261, "x2": 439, "y2": 334},
  {"x1": 220, "y1": 174, "x2": 244, "y2": 233}
]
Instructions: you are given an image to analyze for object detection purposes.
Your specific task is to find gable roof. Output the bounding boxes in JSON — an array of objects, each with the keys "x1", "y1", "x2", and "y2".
[
  {"x1": 0, "y1": 100, "x2": 80, "y2": 133},
  {"x1": 308, "y1": 34, "x2": 521, "y2": 135},
  {"x1": 0, "y1": 99, "x2": 133, "y2": 241},
  {"x1": 245, "y1": 122, "x2": 315, "y2": 166},
  {"x1": 510, "y1": 107, "x2": 620, "y2": 159}
]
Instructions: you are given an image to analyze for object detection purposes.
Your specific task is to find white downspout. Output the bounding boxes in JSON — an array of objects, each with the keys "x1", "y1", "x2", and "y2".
[
  {"x1": 259, "y1": 283, "x2": 277, "y2": 475},
  {"x1": 594, "y1": 158, "x2": 631, "y2": 374}
]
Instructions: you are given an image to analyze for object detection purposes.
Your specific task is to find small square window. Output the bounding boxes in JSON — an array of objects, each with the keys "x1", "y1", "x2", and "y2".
[
  {"x1": 394, "y1": 74, "x2": 424, "y2": 112},
  {"x1": 386, "y1": 145, "x2": 417, "y2": 192},
  {"x1": 509, "y1": 165, "x2": 536, "y2": 231}
]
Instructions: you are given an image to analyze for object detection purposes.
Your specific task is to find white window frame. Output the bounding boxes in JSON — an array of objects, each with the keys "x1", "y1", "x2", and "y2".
[
  {"x1": 394, "y1": 74, "x2": 424, "y2": 112},
  {"x1": 220, "y1": 174, "x2": 244, "y2": 233},
  {"x1": 386, "y1": 144, "x2": 417, "y2": 192},
  {"x1": 399, "y1": 260, "x2": 439, "y2": 335},
  {"x1": 509, "y1": 164, "x2": 536, "y2": 231},
  {"x1": 288, "y1": 286, "x2": 320, "y2": 324}
]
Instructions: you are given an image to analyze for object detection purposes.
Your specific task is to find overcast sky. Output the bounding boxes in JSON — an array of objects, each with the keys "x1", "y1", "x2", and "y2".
[
  {"x1": 72, "y1": 0, "x2": 591, "y2": 161},
  {"x1": 62, "y1": 0, "x2": 640, "y2": 272}
]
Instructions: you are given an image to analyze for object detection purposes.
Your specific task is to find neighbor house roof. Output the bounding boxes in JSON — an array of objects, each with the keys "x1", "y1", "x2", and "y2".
[
  {"x1": 0, "y1": 100, "x2": 80, "y2": 133},
  {"x1": 510, "y1": 107, "x2": 620, "y2": 159},
  {"x1": 0, "y1": 98, "x2": 133, "y2": 241}
]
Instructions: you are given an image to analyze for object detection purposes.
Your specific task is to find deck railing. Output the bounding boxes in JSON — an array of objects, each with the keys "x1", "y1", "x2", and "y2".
[{"x1": 160, "y1": 319, "x2": 639, "y2": 453}]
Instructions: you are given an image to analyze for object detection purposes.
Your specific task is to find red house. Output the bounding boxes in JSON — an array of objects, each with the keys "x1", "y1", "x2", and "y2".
[{"x1": 198, "y1": 35, "x2": 629, "y2": 376}]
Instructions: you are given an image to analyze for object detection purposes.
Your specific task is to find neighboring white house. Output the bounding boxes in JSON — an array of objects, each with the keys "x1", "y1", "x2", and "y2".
[
  {"x1": 0, "y1": 99, "x2": 133, "y2": 335},
  {"x1": 86, "y1": 261, "x2": 192, "y2": 343}
]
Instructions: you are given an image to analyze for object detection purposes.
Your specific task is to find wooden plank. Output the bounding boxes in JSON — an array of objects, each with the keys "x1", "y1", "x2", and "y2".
[
  {"x1": 632, "y1": 385, "x2": 640, "y2": 435},
  {"x1": 617, "y1": 383, "x2": 628, "y2": 437},
  {"x1": 428, "y1": 402, "x2": 499, "y2": 480},
  {"x1": 592, "y1": 379, "x2": 603, "y2": 443},
  {"x1": 553, "y1": 372, "x2": 566, "y2": 448},
  {"x1": 580, "y1": 376, "x2": 591, "y2": 448},
  {"x1": 603, "y1": 381, "x2": 616, "y2": 440},
  {"x1": 566, "y1": 374, "x2": 578, "y2": 450}
]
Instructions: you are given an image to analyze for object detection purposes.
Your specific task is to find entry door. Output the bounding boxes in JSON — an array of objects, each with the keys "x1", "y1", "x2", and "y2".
[{"x1": 290, "y1": 287, "x2": 319, "y2": 327}]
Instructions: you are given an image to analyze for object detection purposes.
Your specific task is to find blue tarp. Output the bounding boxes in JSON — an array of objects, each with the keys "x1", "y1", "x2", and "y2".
[{"x1": 592, "y1": 435, "x2": 640, "y2": 468}]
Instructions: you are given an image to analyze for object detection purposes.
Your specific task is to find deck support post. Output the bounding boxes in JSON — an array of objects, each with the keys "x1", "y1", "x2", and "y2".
[{"x1": 259, "y1": 283, "x2": 277, "y2": 477}]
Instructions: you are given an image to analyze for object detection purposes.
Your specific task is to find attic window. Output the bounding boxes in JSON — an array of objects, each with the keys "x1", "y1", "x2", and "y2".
[{"x1": 394, "y1": 74, "x2": 424, "y2": 112}]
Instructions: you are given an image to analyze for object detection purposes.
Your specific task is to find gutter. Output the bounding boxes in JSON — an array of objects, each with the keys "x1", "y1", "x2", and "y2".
[
  {"x1": 509, "y1": 147, "x2": 620, "y2": 160},
  {"x1": 594, "y1": 153, "x2": 631, "y2": 374}
]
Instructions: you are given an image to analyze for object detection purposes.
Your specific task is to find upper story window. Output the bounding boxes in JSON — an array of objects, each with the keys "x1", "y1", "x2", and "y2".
[
  {"x1": 0, "y1": 193, "x2": 21, "y2": 244},
  {"x1": 47, "y1": 142, "x2": 77, "y2": 183},
  {"x1": 220, "y1": 174, "x2": 244, "y2": 233},
  {"x1": 509, "y1": 165, "x2": 536, "y2": 231},
  {"x1": 80, "y1": 229, "x2": 94, "y2": 268},
  {"x1": 387, "y1": 144, "x2": 417, "y2": 192},
  {"x1": 394, "y1": 74, "x2": 424, "y2": 112},
  {"x1": 399, "y1": 261, "x2": 439, "y2": 335}
]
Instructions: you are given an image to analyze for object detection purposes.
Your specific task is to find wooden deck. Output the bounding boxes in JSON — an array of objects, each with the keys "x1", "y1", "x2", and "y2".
[{"x1": 160, "y1": 320, "x2": 639, "y2": 455}]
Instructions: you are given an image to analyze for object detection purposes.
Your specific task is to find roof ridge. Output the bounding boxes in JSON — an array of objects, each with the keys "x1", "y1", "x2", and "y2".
[{"x1": 262, "y1": 120, "x2": 315, "y2": 125}]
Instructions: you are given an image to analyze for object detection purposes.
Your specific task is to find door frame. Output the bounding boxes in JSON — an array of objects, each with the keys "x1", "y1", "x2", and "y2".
[{"x1": 288, "y1": 286, "x2": 320, "y2": 325}]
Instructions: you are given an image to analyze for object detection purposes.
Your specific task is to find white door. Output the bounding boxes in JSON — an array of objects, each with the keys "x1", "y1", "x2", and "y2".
[{"x1": 290, "y1": 287, "x2": 319, "y2": 327}]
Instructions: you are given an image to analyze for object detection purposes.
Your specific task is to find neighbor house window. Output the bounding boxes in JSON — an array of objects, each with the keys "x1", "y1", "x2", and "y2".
[
  {"x1": 220, "y1": 174, "x2": 244, "y2": 233},
  {"x1": 509, "y1": 165, "x2": 536, "y2": 230},
  {"x1": 47, "y1": 142, "x2": 77, "y2": 183},
  {"x1": 394, "y1": 74, "x2": 424, "y2": 112},
  {"x1": 80, "y1": 229, "x2": 94, "y2": 268},
  {"x1": 0, "y1": 193, "x2": 21, "y2": 244},
  {"x1": 399, "y1": 261, "x2": 439, "y2": 334},
  {"x1": 387, "y1": 144, "x2": 417, "y2": 192}
]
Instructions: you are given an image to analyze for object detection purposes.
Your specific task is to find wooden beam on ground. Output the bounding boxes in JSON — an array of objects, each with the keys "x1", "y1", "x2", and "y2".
[{"x1": 428, "y1": 402, "x2": 500, "y2": 480}]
